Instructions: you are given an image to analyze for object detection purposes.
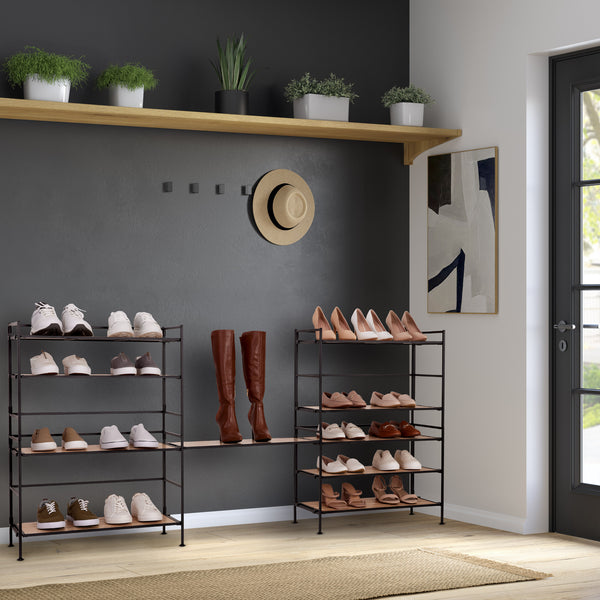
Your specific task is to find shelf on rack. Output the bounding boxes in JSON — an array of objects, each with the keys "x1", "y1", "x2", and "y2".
[
  {"x1": 0, "y1": 98, "x2": 461, "y2": 166},
  {"x1": 10, "y1": 335, "x2": 181, "y2": 343},
  {"x1": 13, "y1": 373, "x2": 180, "y2": 378},
  {"x1": 18, "y1": 515, "x2": 179, "y2": 536},
  {"x1": 182, "y1": 437, "x2": 310, "y2": 448},
  {"x1": 300, "y1": 466, "x2": 441, "y2": 478},
  {"x1": 301, "y1": 435, "x2": 442, "y2": 443},
  {"x1": 18, "y1": 443, "x2": 178, "y2": 455},
  {"x1": 298, "y1": 497, "x2": 440, "y2": 513},
  {"x1": 298, "y1": 404, "x2": 441, "y2": 412}
]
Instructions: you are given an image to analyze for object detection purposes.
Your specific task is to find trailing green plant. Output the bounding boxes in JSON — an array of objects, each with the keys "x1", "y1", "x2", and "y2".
[
  {"x1": 97, "y1": 63, "x2": 158, "y2": 91},
  {"x1": 3, "y1": 46, "x2": 90, "y2": 88},
  {"x1": 381, "y1": 83, "x2": 434, "y2": 107},
  {"x1": 211, "y1": 34, "x2": 254, "y2": 91},
  {"x1": 284, "y1": 72, "x2": 358, "y2": 103}
]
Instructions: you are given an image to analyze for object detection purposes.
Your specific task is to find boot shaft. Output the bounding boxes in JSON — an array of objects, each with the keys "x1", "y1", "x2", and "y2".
[
  {"x1": 239, "y1": 330, "x2": 265, "y2": 401},
  {"x1": 211, "y1": 329, "x2": 236, "y2": 402}
]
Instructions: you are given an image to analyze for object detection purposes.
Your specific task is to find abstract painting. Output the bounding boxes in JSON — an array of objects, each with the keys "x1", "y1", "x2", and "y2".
[{"x1": 427, "y1": 147, "x2": 498, "y2": 313}]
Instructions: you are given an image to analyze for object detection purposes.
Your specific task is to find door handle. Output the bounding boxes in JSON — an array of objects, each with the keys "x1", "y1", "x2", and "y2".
[{"x1": 553, "y1": 321, "x2": 577, "y2": 333}]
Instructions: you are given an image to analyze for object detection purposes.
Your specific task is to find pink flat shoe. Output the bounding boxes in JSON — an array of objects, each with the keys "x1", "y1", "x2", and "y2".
[
  {"x1": 385, "y1": 310, "x2": 412, "y2": 341},
  {"x1": 401, "y1": 311, "x2": 427, "y2": 341}
]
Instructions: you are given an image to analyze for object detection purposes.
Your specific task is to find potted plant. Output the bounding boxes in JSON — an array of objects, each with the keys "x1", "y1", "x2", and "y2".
[
  {"x1": 211, "y1": 34, "x2": 254, "y2": 115},
  {"x1": 97, "y1": 63, "x2": 158, "y2": 108},
  {"x1": 3, "y1": 46, "x2": 90, "y2": 103},
  {"x1": 284, "y1": 72, "x2": 358, "y2": 121},
  {"x1": 381, "y1": 83, "x2": 434, "y2": 126}
]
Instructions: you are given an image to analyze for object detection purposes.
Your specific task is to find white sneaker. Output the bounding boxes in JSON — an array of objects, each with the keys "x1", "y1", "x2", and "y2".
[
  {"x1": 61, "y1": 304, "x2": 93, "y2": 336},
  {"x1": 394, "y1": 449, "x2": 422, "y2": 470},
  {"x1": 131, "y1": 492, "x2": 162, "y2": 522},
  {"x1": 372, "y1": 449, "x2": 400, "y2": 471},
  {"x1": 30, "y1": 302, "x2": 63, "y2": 336},
  {"x1": 100, "y1": 425, "x2": 128, "y2": 449},
  {"x1": 30, "y1": 351, "x2": 59, "y2": 375},
  {"x1": 62, "y1": 354, "x2": 91, "y2": 375},
  {"x1": 104, "y1": 494, "x2": 132, "y2": 524},
  {"x1": 107, "y1": 311, "x2": 134, "y2": 338},
  {"x1": 133, "y1": 312, "x2": 163, "y2": 338},
  {"x1": 129, "y1": 424, "x2": 159, "y2": 448}
]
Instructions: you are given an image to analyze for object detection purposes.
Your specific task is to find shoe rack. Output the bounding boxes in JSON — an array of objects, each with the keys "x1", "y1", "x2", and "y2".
[
  {"x1": 6, "y1": 321, "x2": 185, "y2": 561},
  {"x1": 293, "y1": 328, "x2": 445, "y2": 534}
]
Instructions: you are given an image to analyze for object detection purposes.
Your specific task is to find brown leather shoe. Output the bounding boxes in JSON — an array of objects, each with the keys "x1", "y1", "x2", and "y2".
[
  {"x1": 368, "y1": 421, "x2": 402, "y2": 438},
  {"x1": 390, "y1": 420, "x2": 421, "y2": 437}
]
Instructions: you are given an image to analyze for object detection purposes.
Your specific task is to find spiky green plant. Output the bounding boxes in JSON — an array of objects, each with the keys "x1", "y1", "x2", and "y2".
[
  {"x1": 211, "y1": 34, "x2": 254, "y2": 91},
  {"x1": 97, "y1": 63, "x2": 158, "y2": 91},
  {"x1": 3, "y1": 46, "x2": 90, "y2": 88},
  {"x1": 284, "y1": 72, "x2": 358, "y2": 103},
  {"x1": 381, "y1": 84, "x2": 434, "y2": 107}
]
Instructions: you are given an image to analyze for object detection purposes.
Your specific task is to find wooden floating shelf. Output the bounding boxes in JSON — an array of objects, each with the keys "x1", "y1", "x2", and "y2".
[
  {"x1": 300, "y1": 466, "x2": 440, "y2": 478},
  {"x1": 0, "y1": 98, "x2": 461, "y2": 165},
  {"x1": 298, "y1": 497, "x2": 439, "y2": 513}
]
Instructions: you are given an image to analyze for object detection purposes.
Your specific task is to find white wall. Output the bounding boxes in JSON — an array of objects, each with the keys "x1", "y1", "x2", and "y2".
[{"x1": 410, "y1": 0, "x2": 600, "y2": 534}]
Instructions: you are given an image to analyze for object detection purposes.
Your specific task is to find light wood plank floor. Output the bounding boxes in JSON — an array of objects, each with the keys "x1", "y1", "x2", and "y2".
[{"x1": 2, "y1": 512, "x2": 600, "y2": 598}]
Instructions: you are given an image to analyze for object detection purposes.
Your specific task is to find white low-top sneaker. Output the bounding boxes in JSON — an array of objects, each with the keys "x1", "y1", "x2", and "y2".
[
  {"x1": 394, "y1": 449, "x2": 422, "y2": 470},
  {"x1": 131, "y1": 492, "x2": 162, "y2": 522},
  {"x1": 341, "y1": 421, "x2": 366, "y2": 439},
  {"x1": 129, "y1": 423, "x2": 159, "y2": 448},
  {"x1": 316, "y1": 455, "x2": 348, "y2": 473},
  {"x1": 61, "y1": 303, "x2": 93, "y2": 336},
  {"x1": 30, "y1": 302, "x2": 63, "y2": 336},
  {"x1": 107, "y1": 311, "x2": 134, "y2": 338},
  {"x1": 30, "y1": 351, "x2": 59, "y2": 375},
  {"x1": 62, "y1": 354, "x2": 91, "y2": 375},
  {"x1": 104, "y1": 494, "x2": 132, "y2": 524},
  {"x1": 133, "y1": 312, "x2": 163, "y2": 338},
  {"x1": 372, "y1": 449, "x2": 400, "y2": 471},
  {"x1": 336, "y1": 454, "x2": 365, "y2": 473},
  {"x1": 318, "y1": 422, "x2": 346, "y2": 440},
  {"x1": 100, "y1": 425, "x2": 129, "y2": 449}
]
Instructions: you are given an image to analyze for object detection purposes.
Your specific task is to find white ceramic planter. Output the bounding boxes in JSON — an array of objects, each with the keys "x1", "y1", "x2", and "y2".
[
  {"x1": 389, "y1": 102, "x2": 425, "y2": 126},
  {"x1": 108, "y1": 85, "x2": 144, "y2": 108},
  {"x1": 23, "y1": 75, "x2": 70, "y2": 102},
  {"x1": 293, "y1": 94, "x2": 349, "y2": 121}
]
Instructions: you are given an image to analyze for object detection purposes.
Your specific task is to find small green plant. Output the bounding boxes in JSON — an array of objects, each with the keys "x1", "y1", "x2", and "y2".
[
  {"x1": 97, "y1": 63, "x2": 158, "y2": 91},
  {"x1": 381, "y1": 84, "x2": 434, "y2": 107},
  {"x1": 284, "y1": 72, "x2": 358, "y2": 103},
  {"x1": 3, "y1": 46, "x2": 90, "y2": 88},
  {"x1": 211, "y1": 34, "x2": 254, "y2": 91}
]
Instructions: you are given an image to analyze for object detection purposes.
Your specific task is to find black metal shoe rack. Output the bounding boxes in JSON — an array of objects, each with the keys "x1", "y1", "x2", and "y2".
[
  {"x1": 7, "y1": 322, "x2": 185, "y2": 561},
  {"x1": 293, "y1": 328, "x2": 445, "y2": 534}
]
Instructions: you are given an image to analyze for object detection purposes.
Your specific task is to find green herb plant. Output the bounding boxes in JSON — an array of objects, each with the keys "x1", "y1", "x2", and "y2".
[
  {"x1": 3, "y1": 46, "x2": 90, "y2": 88},
  {"x1": 381, "y1": 84, "x2": 433, "y2": 107},
  {"x1": 97, "y1": 63, "x2": 158, "y2": 91},
  {"x1": 284, "y1": 72, "x2": 358, "y2": 103},
  {"x1": 211, "y1": 34, "x2": 254, "y2": 91}
]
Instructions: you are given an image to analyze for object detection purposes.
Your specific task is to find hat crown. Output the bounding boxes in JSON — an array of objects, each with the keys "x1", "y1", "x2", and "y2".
[{"x1": 272, "y1": 185, "x2": 307, "y2": 229}]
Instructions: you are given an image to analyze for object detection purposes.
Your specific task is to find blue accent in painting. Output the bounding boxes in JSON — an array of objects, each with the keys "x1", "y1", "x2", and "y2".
[
  {"x1": 478, "y1": 157, "x2": 495, "y2": 222},
  {"x1": 428, "y1": 249, "x2": 466, "y2": 312}
]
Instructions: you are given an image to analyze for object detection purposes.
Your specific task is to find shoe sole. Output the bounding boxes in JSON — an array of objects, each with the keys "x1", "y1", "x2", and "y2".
[
  {"x1": 107, "y1": 330, "x2": 134, "y2": 338},
  {"x1": 130, "y1": 441, "x2": 159, "y2": 448},
  {"x1": 64, "y1": 366, "x2": 91, "y2": 375},
  {"x1": 104, "y1": 516, "x2": 132, "y2": 524},
  {"x1": 134, "y1": 514, "x2": 163, "y2": 522},
  {"x1": 31, "y1": 442, "x2": 57, "y2": 452},
  {"x1": 31, "y1": 366, "x2": 59, "y2": 376},
  {"x1": 66, "y1": 515, "x2": 99, "y2": 527},
  {"x1": 36, "y1": 520, "x2": 65, "y2": 529},
  {"x1": 100, "y1": 441, "x2": 129, "y2": 449},
  {"x1": 137, "y1": 367, "x2": 161, "y2": 376},
  {"x1": 64, "y1": 324, "x2": 93, "y2": 336},
  {"x1": 110, "y1": 367, "x2": 137, "y2": 376},
  {"x1": 134, "y1": 331, "x2": 163, "y2": 338},
  {"x1": 31, "y1": 324, "x2": 62, "y2": 336},
  {"x1": 62, "y1": 441, "x2": 88, "y2": 450}
]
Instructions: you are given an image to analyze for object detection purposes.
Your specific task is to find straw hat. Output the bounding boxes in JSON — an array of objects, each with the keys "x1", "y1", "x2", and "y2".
[{"x1": 252, "y1": 169, "x2": 315, "y2": 245}]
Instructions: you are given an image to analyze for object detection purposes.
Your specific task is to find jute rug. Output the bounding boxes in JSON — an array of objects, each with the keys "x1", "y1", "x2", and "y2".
[{"x1": 0, "y1": 548, "x2": 550, "y2": 600}]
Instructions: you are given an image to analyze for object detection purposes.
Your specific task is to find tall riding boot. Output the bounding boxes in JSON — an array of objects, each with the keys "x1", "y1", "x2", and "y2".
[
  {"x1": 211, "y1": 329, "x2": 242, "y2": 443},
  {"x1": 239, "y1": 330, "x2": 271, "y2": 442}
]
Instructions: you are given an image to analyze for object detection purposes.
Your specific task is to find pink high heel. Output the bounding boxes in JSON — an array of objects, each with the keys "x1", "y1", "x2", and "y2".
[
  {"x1": 385, "y1": 310, "x2": 412, "y2": 341},
  {"x1": 312, "y1": 306, "x2": 336, "y2": 340},
  {"x1": 401, "y1": 311, "x2": 427, "y2": 341},
  {"x1": 330, "y1": 307, "x2": 356, "y2": 340}
]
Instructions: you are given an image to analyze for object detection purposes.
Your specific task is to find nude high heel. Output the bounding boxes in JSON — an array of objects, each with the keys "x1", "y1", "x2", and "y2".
[
  {"x1": 366, "y1": 309, "x2": 393, "y2": 340},
  {"x1": 341, "y1": 482, "x2": 366, "y2": 508},
  {"x1": 350, "y1": 309, "x2": 378, "y2": 341},
  {"x1": 312, "y1": 306, "x2": 336, "y2": 340},
  {"x1": 321, "y1": 484, "x2": 348, "y2": 510},
  {"x1": 371, "y1": 475, "x2": 400, "y2": 505},
  {"x1": 389, "y1": 474, "x2": 419, "y2": 504},
  {"x1": 330, "y1": 307, "x2": 356, "y2": 340},
  {"x1": 401, "y1": 311, "x2": 427, "y2": 341},
  {"x1": 385, "y1": 310, "x2": 412, "y2": 341}
]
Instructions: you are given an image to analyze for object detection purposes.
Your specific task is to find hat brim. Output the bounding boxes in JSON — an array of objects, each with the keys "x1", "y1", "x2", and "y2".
[{"x1": 252, "y1": 169, "x2": 315, "y2": 245}]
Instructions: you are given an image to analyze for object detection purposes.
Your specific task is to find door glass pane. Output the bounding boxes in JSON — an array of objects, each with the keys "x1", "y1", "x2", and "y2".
[
  {"x1": 582, "y1": 186, "x2": 600, "y2": 284},
  {"x1": 582, "y1": 90, "x2": 600, "y2": 181},
  {"x1": 582, "y1": 289, "x2": 600, "y2": 485}
]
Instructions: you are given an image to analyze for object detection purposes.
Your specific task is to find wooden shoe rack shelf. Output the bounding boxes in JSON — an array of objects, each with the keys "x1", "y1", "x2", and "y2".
[
  {"x1": 7, "y1": 322, "x2": 184, "y2": 561},
  {"x1": 293, "y1": 328, "x2": 445, "y2": 534}
]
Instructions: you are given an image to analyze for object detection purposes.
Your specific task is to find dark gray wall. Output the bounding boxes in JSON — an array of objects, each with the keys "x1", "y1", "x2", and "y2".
[{"x1": 0, "y1": 0, "x2": 410, "y2": 522}]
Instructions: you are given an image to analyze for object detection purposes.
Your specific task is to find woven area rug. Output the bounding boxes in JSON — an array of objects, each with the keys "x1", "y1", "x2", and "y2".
[{"x1": 0, "y1": 548, "x2": 550, "y2": 600}]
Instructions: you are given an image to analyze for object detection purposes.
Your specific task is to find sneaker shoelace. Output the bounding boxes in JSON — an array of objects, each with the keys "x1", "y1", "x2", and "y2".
[
  {"x1": 77, "y1": 498, "x2": 90, "y2": 512},
  {"x1": 44, "y1": 500, "x2": 57, "y2": 515},
  {"x1": 114, "y1": 496, "x2": 128, "y2": 512},
  {"x1": 34, "y1": 302, "x2": 56, "y2": 316},
  {"x1": 63, "y1": 304, "x2": 86, "y2": 319},
  {"x1": 143, "y1": 495, "x2": 157, "y2": 510},
  {"x1": 137, "y1": 313, "x2": 154, "y2": 324}
]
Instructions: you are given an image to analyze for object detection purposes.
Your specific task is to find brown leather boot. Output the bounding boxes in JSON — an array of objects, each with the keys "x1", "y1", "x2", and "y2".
[
  {"x1": 211, "y1": 330, "x2": 242, "y2": 443},
  {"x1": 239, "y1": 330, "x2": 271, "y2": 441}
]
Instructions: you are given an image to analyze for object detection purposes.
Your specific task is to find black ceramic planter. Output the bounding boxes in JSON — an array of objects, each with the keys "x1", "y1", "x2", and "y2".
[{"x1": 215, "y1": 90, "x2": 249, "y2": 115}]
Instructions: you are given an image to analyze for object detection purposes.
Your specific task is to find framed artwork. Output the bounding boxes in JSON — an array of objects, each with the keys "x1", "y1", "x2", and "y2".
[{"x1": 427, "y1": 147, "x2": 498, "y2": 314}]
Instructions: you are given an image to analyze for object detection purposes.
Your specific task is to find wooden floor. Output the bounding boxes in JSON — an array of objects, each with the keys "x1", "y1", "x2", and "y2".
[{"x1": 2, "y1": 512, "x2": 600, "y2": 598}]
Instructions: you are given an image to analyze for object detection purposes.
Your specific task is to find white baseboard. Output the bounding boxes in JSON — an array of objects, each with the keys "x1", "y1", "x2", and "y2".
[{"x1": 432, "y1": 503, "x2": 529, "y2": 534}]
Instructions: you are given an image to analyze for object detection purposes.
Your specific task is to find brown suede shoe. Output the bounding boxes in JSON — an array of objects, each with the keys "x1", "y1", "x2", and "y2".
[
  {"x1": 62, "y1": 427, "x2": 88, "y2": 450},
  {"x1": 67, "y1": 497, "x2": 99, "y2": 527},
  {"x1": 31, "y1": 427, "x2": 57, "y2": 452},
  {"x1": 36, "y1": 499, "x2": 65, "y2": 529}
]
